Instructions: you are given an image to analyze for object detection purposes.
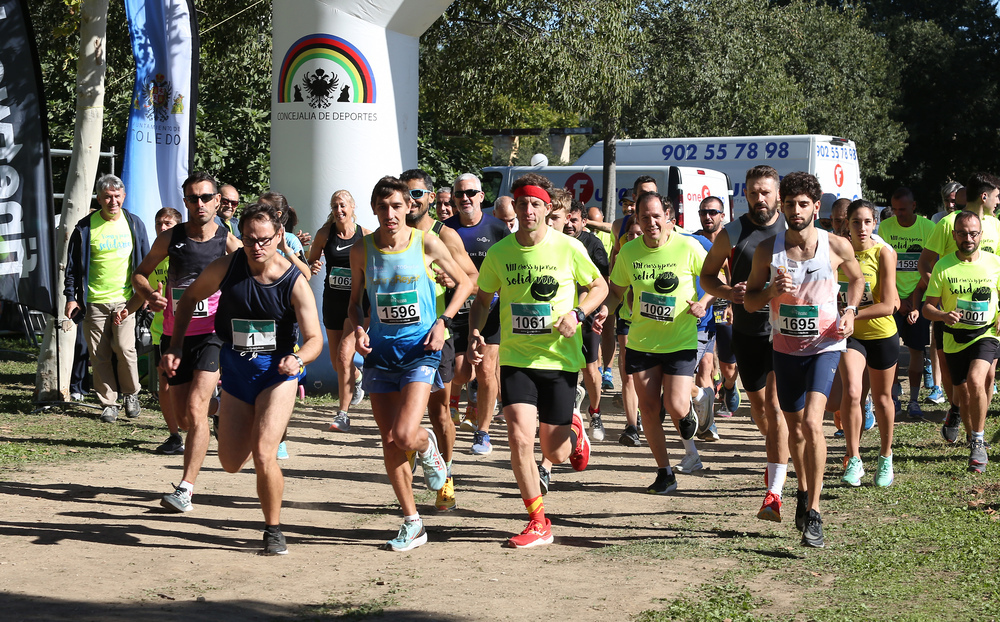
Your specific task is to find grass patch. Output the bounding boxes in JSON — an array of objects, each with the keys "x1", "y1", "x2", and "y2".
[{"x1": 637, "y1": 580, "x2": 768, "y2": 622}]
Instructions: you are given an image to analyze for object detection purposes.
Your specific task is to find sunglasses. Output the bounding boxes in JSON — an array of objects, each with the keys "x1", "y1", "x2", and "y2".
[
  {"x1": 220, "y1": 199, "x2": 240, "y2": 208},
  {"x1": 454, "y1": 189, "x2": 481, "y2": 199},
  {"x1": 408, "y1": 189, "x2": 433, "y2": 200},
  {"x1": 698, "y1": 209, "x2": 722, "y2": 217},
  {"x1": 184, "y1": 193, "x2": 217, "y2": 204}
]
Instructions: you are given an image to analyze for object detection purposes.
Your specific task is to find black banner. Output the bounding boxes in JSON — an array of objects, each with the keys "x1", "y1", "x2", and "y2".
[{"x1": 0, "y1": 0, "x2": 55, "y2": 315}]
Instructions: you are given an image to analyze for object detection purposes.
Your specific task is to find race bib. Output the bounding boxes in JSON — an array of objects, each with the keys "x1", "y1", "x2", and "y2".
[
  {"x1": 896, "y1": 252, "x2": 919, "y2": 272},
  {"x1": 778, "y1": 304, "x2": 819, "y2": 337},
  {"x1": 713, "y1": 306, "x2": 727, "y2": 324},
  {"x1": 639, "y1": 291, "x2": 676, "y2": 322},
  {"x1": 376, "y1": 290, "x2": 420, "y2": 325},
  {"x1": 232, "y1": 319, "x2": 276, "y2": 352},
  {"x1": 957, "y1": 299, "x2": 989, "y2": 327},
  {"x1": 460, "y1": 294, "x2": 476, "y2": 313},
  {"x1": 172, "y1": 287, "x2": 208, "y2": 318},
  {"x1": 838, "y1": 282, "x2": 873, "y2": 308},
  {"x1": 511, "y1": 302, "x2": 551, "y2": 335},
  {"x1": 327, "y1": 267, "x2": 351, "y2": 290}
]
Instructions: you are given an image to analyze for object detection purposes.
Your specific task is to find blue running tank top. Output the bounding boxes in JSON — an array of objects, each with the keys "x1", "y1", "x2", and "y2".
[
  {"x1": 364, "y1": 229, "x2": 441, "y2": 371},
  {"x1": 215, "y1": 252, "x2": 301, "y2": 355}
]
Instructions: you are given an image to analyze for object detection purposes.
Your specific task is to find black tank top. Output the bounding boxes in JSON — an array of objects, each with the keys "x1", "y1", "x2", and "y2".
[
  {"x1": 724, "y1": 213, "x2": 785, "y2": 336},
  {"x1": 215, "y1": 252, "x2": 300, "y2": 354},
  {"x1": 164, "y1": 223, "x2": 229, "y2": 334},
  {"x1": 322, "y1": 224, "x2": 362, "y2": 295}
]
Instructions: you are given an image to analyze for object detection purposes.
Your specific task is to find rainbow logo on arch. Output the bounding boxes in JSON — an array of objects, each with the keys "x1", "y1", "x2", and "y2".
[{"x1": 279, "y1": 34, "x2": 376, "y2": 104}]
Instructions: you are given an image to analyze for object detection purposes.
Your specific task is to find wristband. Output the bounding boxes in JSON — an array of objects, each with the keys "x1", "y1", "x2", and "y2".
[
  {"x1": 291, "y1": 353, "x2": 305, "y2": 370},
  {"x1": 439, "y1": 314, "x2": 453, "y2": 330},
  {"x1": 573, "y1": 307, "x2": 586, "y2": 323},
  {"x1": 845, "y1": 306, "x2": 858, "y2": 317}
]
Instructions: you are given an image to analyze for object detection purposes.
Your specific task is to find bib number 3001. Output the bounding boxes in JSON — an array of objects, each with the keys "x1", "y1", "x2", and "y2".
[
  {"x1": 232, "y1": 319, "x2": 276, "y2": 353},
  {"x1": 511, "y1": 302, "x2": 551, "y2": 334},
  {"x1": 639, "y1": 292, "x2": 676, "y2": 322},
  {"x1": 376, "y1": 290, "x2": 420, "y2": 325},
  {"x1": 957, "y1": 299, "x2": 989, "y2": 327},
  {"x1": 172, "y1": 287, "x2": 208, "y2": 318},
  {"x1": 778, "y1": 304, "x2": 819, "y2": 337}
]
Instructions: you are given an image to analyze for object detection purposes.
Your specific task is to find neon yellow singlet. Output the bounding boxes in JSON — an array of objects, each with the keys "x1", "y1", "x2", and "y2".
[
  {"x1": 838, "y1": 243, "x2": 896, "y2": 340},
  {"x1": 611, "y1": 231, "x2": 706, "y2": 354},
  {"x1": 478, "y1": 228, "x2": 600, "y2": 372},
  {"x1": 926, "y1": 251, "x2": 1000, "y2": 353},
  {"x1": 877, "y1": 215, "x2": 934, "y2": 297},
  {"x1": 87, "y1": 211, "x2": 134, "y2": 303},
  {"x1": 926, "y1": 211, "x2": 1000, "y2": 258},
  {"x1": 149, "y1": 258, "x2": 169, "y2": 345}
]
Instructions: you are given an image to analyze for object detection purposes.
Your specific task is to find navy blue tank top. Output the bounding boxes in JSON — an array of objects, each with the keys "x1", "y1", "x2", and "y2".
[{"x1": 215, "y1": 252, "x2": 300, "y2": 355}]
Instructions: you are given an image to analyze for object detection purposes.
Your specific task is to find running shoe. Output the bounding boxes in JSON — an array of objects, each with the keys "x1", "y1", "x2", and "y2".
[
  {"x1": 70, "y1": 392, "x2": 85, "y2": 401},
  {"x1": 569, "y1": 410, "x2": 590, "y2": 471},
  {"x1": 406, "y1": 450, "x2": 417, "y2": 474},
  {"x1": 262, "y1": 528, "x2": 288, "y2": 555},
  {"x1": 124, "y1": 393, "x2": 141, "y2": 419},
  {"x1": 383, "y1": 519, "x2": 427, "y2": 552},
  {"x1": 674, "y1": 452, "x2": 703, "y2": 474},
  {"x1": 211, "y1": 414, "x2": 219, "y2": 439},
  {"x1": 451, "y1": 406, "x2": 461, "y2": 425},
  {"x1": 156, "y1": 433, "x2": 185, "y2": 455},
  {"x1": 646, "y1": 468, "x2": 678, "y2": 494},
  {"x1": 926, "y1": 385, "x2": 946, "y2": 404},
  {"x1": 906, "y1": 401, "x2": 923, "y2": 421},
  {"x1": 715, "y1": 407, "x2": 733, "y2": 419},
  {"x1": 892, "y1": 396, "x2": 901, "y2": 416},
  {"x1": 351, "y1": 376, "x2": 365, "y2": 406},
  {"x1": 795, "y1": 490, "x2": 808, "y2": 532},
  {"x1": 619, "y1": 424, "x2": 641, "y2": 448},
  {"x1": 694, "y1": 389, "x2": 715, "y2": 436},
  {"x1": 460, "y1": 405, "x2": 478, "y2": 433},
  {"x1": 875, "y1": 454, "x2": 894, "y2": 487},
  {"x1": 328, "y1": 411, "x2": 351, "y2": 432},
  {"x1": 601, "y1": 367, "x2": 614, "y2": 391},
  {"x1": 969, "y1": 439, "x2": 989, "y2": 474},
  {"x1": 507, "y1": 517, "x2": 553, "y2": 549},
  {"x1": 863, "y1": 397, "x2": 875, "y2": 431},
  {"x1": 697, "y1": 423, "x2": 720, "y2": 442},
  {"x1": 801, "y1": 509, "x2": 825, "y2": 548},
  {"x1": 756, "y1": 491, "x2": 782, "y2": 522},
  {"x1": 842, "y1": 456, "x2": 865, "y2": 487},
  {"x1": 436, "y1": 477, "x2": 456, "y2": 511},
  {"x1": 723, "y1": 384, "x2": 740, "y2": 414},
  {"x1": 276, "y1": 441, "x2": 289, "y2": 460},
  {"x1": 161, "y1": 484, "x2": 193, "y2": 513},
  {"x1": 538, "y1": 464, "x2": 551, "y2": 495},
  {"x1": 471, "y1": 431, "x2": 492, "y2": 456},
  {"x1": 100, "y1": 405, "x2": 118, "y2": 423},
  {"x1": 678, "y1": 404, "x2": 698, "y2": 441},
  {"x1": 941, "y1": 406, "x2": 961, "y2": 444},
  {"x1": 588, "y1": 408, "x2": 606, "y2": 442},
  {"x1": 923, "y1": 357, "x2": 934, "y2": 389},
  {"x1": 833, "y1": 429, "x2": 845, "y2": 439},
  {"x1": 419, "y1": 428, "x2": 448, "y2": 491},
  {"x1": 574, "y1": 384, "x2": 586, "y2": 413}
]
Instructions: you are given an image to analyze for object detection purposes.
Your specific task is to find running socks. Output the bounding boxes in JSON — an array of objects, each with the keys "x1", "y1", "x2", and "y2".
[
  {"x1": 446, "y1": 460, "x2": 453, "y2": 478},
  {"x1": 766, "y1": 462, "x2": 787, "y2": 497},
  {"x1": 524, "y1": 495, "x2": 545, "y2": 523},
  {"x1": 404, "y1": 512, "x2": 420, "y2": 524},
  {"x1": 973, "y1": 430, "x2": 985, "y2": 443},
  {"x1": 178, "y1": 480, "x2": 194, "y2": 494},
  {"x1": 681, "y1": 438, "x2": 698, "y2": 456}
]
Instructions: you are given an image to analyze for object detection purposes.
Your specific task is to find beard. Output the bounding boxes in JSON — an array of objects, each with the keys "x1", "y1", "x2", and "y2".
[
  {"x1": 787, "y1": 218, "x2": 809, "y2": 232},
  {"x1": 748, "y1": 202, "x2": 778, "y2": 226},
  {"x1": 405, "y1": 204, "x2": 428, "y2": 225}
]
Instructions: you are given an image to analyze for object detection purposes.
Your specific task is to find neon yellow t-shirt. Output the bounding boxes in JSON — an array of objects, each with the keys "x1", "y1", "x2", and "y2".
[
  {"x1": 926, "y1": 251, "x2": 1000, "y2": 353},
  {"x1": 838, "y1": 243, "x2": 896, "y2": 340},
  {"x1": 926, "y1": 211, "x2": 1000, "y2": 258},
  {"x1": 877, "y1": 215, "x2": 934, "y2": 297},
  {"x1": 87, "y1": 211, "x2": 134, "y2": 304},
  {"x1": 478, "y1": 228, "x2": 600, "y2": 371},
  {"x1": 149, "y1": 258, "x2": 169, "y2": 345},
  {"x1": 593, "y1": 229, "x2": 614, "y2": 259},
  {"x1": 611, "y1": 231, "x2": 707, "y2": 354}
]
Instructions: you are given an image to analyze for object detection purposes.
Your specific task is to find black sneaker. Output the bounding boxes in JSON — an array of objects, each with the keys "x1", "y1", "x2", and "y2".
[
  {"x1": 795, "y1": 490, "x2": 808, "y2": 532},
  {"x1": 619, "y1": 424, "x2": 641, "y2": 447},
  {"x1": 262, "y1": 528, "x2": 288, "y2": 555},
  {"x1": 538, "y1": 464, "x2": 551, "y2": 495},
  {"x1": 646, "y1": 468, "x2": 678, "y2": 495},
  {"x1": 678, "y1": 407, "x2": 698, "y2": 440},
  {"x1": 156, "y1": 433, "x2": 185, "y2": 455},
  {"x1": 801, "y1": 509, "x2": 825, "y2": 548},
  {"x1": 941, "y1": 406, "x2": 961, "y2": 444}
]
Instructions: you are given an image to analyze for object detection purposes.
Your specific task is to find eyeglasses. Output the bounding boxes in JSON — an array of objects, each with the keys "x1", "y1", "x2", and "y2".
[
  {"x1": 184, "y1": 193, "x2": 218, "y2": 204},
  {"x1": 698, "y1": 209, "x2": 722, "y2": 217},
  {"x1": 956, "y1": 231, "x2": 981, "y2": 239},
  {"x1": 220, "y1": 199, "x2": 240, "y2": 208},
  {"x1": 454, "y1": 189, "x2": 481, "y2": 199},
  {"x1": 408, "y1": 189, "x2": 432, "y2": 200},
  {"x1": 243, "y1": 232, "x2": 279, "y2": 248}
]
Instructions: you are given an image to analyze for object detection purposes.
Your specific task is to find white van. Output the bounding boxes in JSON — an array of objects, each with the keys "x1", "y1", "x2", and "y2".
[
  {"x1": 572, "y1": 135, "x2": 863, "y2": 216},
  {"x1": 482, "y1": 165, "x2": 733, "y2": 233}
]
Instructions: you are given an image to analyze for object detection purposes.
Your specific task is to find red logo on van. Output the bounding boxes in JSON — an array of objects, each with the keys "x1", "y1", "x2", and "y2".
[
  {"x1": 565, "y1": 173, "x2": 595, "y2": 204},
  {"x1": 834, "y1": 164, "x2": 844, "y2": 188}
]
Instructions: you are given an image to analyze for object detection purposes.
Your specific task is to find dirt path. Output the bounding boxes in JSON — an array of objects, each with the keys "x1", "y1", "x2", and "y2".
[{"x1": 0, "y1": 389, "x2": 811, "y2": 621}]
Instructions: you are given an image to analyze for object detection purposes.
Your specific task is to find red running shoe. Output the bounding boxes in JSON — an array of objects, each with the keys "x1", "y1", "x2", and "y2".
[
  {"x1": 507, "y1": 518, "x2": 553, "y2": 548},
  {"x1": 569, "y1": 410, "x2": 591, "y2": 471},
  {"x1": 756, "y1": 491, "x2": 782, "y2": 522}
]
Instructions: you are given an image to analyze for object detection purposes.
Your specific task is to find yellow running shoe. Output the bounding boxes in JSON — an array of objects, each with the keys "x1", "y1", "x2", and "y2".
[
  {"x1": 436, "y1": 476, "x2": 456, "y2": 511},
  {"x1": 406, "y1": 450, "x2": 417, "y2": 474},
  {"x1": 459, "y1": 405, "x2": 478, "y2": 432}
]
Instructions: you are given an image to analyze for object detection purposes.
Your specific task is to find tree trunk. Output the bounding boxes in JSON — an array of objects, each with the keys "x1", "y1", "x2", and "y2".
[
  {"x1": 35, "y1": 0, "x2": 110, "y2": 402},
  {"x1": 602, "y1": 132, "x2": 616, "y2": 223}
]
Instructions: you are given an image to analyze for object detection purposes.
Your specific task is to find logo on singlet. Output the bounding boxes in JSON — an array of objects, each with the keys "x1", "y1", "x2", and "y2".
[
  {"x1": 174, "y1": 242, "x2": 186, "y2": 248},
  {"x1": 653, "y1": 272, "x2": 679, "y2": 294},
  {"x1": 530, "y1": 275, "x2": 559, "y2": 301},
  {"x1": 335, "y1": 243, "x2": 352, "y2": 251}
]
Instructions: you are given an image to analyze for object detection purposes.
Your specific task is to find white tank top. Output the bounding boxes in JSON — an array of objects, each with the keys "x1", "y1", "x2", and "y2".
[{"x1": 769, "y1": 228, "x2": 845, "y2": 356}]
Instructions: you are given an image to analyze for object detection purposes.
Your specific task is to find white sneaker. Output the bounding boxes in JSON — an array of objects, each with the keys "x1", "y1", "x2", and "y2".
[
  {"x1": 674, "y1": 453, "x2": 703, "y2": 474},
  {"x1": 694, "y1": 388, "x2": 714, "y2": 436},
  {"x1": 574, "y1": 384, "x2": 586, "y2": 413}
]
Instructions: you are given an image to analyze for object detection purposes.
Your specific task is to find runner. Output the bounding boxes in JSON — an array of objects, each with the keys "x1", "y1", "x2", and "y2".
[
  {"x1": 745, "y1": 171, "x2": 863, "y2": 548},
  {"x1": 607, "y1": 191, "x2": 710, "y2": 489},
  {"x1": 132, "y1": 172, "x2": 241, "y2": 513},
  {"x1": 160, "y1": 200, "x2": 323, "y2": 554},
  {"x1": 350, "y1": 176, "x2": 472, "y2": 551},
  {"x1": 470, "y1": 173, "x2": 607, "y2": 548},
  {"x1": 923, "y1": 210, "x2": 1000, "y2": 474},
  {"x1": 836, "y1": 200, "x2": 899, "y2": 487},
  {"x1": 616, "y1": 217, "x2": 645, "y2": 447},
  {"x1": 307, "y1": 190, "x2": 371, "y2": 431}
]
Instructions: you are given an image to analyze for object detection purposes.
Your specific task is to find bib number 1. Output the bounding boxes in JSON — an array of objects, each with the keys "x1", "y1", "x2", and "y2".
[{"x1": 232, "y1": 319, "x2": 276, "y2": 353}]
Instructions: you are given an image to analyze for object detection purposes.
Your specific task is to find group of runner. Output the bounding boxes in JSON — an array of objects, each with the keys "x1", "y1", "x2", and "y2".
[{"x1": 136, "y1": 166, "x2": 1000, "y2": 555}]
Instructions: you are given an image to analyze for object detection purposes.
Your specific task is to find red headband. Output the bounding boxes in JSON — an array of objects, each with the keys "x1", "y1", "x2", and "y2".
[{"x1": 513, "y1": 185, "x2": 551, "y2": 204}]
